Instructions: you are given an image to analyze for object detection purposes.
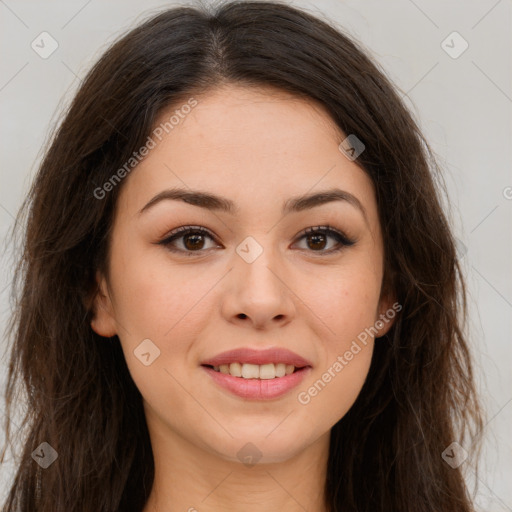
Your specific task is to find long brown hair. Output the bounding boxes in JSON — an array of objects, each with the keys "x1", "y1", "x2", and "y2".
[{"x1": 1, "y1": 1, "x2": 484, "y2": 510}]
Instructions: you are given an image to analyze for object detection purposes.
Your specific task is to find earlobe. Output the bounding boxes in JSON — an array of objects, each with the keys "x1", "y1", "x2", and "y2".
[
  {"x1": 375, "y1": 294, "x2": 400, "y2": 338},
  {"x1": 90, "y1": 270, "x2": 117, "y2": 338}
]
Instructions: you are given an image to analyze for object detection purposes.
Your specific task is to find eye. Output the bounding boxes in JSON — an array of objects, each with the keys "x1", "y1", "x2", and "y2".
[
  {"x1": 293, "y1": 225, "x2": 356, "y2": 254},
  {"x1": 157, "y1": 224, "x2": 356, "y2": 256},
  {"x1": 157, "y1": 225, "x2": 219, "y2": 255}
]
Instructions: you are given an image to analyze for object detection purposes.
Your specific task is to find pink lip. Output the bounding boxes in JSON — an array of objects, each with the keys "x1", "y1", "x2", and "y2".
[
  {"x1": 202, "y1": 365, "x2": 312, "y2": 400},
  {"x1": 201, "y1": 347, "x2": 312, "y2": 368},
  {"x1": 200, "y1": 347, "x2": 313, "y2": 400}
]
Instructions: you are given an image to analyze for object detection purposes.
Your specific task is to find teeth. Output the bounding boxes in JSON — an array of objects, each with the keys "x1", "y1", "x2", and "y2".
[
  {"x1": 211, "y1": 362, "x2": 298, "y2": 379},
  {"x1": 242, "y1": 363, "x2": 260, "y2": 379},
  {"x1": 229, "y1": 362, "x2": 242, "y2": 377},
  {"x1": 275, "y1": 363, "x2": 286, "y2": 378},
  {"x1": 259, "y1": 363, "x2": 275, "y2": 379}
]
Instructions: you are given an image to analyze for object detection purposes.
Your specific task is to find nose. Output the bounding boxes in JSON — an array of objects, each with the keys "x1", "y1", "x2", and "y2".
[{"x1": 220, "y1": 242, "x2": 296, "y2": 330}]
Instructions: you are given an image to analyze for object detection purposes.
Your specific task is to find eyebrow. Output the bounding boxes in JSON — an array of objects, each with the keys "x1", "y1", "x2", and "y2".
[{"x1": 138, "y1": 187, "x2": 368, "y2": 223}]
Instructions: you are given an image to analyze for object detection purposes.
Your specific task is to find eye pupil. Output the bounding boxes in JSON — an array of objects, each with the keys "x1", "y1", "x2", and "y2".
[
  {"x1": 184, "y1": 234, "x2": 205, "y2": 250},
  {"x1": 307, "y1": 233, "x2": 326, "y2": 250}
]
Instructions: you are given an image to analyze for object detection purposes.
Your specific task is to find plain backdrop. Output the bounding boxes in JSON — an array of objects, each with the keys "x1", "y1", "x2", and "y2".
[{"x1": 0, "y1": 0, "x2": 511, "y2": 509}]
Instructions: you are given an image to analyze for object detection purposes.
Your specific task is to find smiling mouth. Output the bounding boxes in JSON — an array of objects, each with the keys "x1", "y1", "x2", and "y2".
[{"x1": 202, "y1": 362, "x2": 304, "y2": 379}]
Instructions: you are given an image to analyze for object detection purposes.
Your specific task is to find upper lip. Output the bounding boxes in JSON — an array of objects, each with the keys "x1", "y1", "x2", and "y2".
[{"x1": 201, "y1": 347, "x2": 312, "y2": 368}]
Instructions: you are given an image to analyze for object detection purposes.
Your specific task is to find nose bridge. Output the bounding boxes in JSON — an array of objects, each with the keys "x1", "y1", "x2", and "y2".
[
  {"x1": 222, "y1": 233, "x2": 295, "y2": 327},
  {"x1": 234, "y1": 234, "x2": 283, "y2": 294}
]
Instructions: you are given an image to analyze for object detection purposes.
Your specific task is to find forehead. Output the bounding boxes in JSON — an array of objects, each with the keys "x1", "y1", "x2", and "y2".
[
  {"x1": 186, "y1": 86, "x2": 342, "y2": 159},
  {"x1": 115, "y1": 84, "x2": 378, "y2": 226}
]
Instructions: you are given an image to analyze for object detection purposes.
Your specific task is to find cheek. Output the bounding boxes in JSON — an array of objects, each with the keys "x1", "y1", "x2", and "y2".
[
  {"x1": 295, "y1": 267, "x2": 379, "y2": 411},
  {"x1": 111, "y1": 239, "x2": 211, "y2": 337},
  {"x1": 296, "y1": 343, "x2": 373, "y2": 438},
  {"x1": 301, "y1": 260, "x2": 383, "y2": 345},
  {"x1": 292, "y1": 262, "x2": 380, "y2": 427},
  {"x1": 105, "y1": 245, "x2": 180, "y2": 376},
  {"x1": 108, "y1": 252, "x2": 205, "y2": 415}
]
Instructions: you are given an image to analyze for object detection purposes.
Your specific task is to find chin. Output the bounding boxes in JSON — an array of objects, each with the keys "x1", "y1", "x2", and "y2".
[{"x1": 203, "y1": 427, "x2": 314, "y2": 466}]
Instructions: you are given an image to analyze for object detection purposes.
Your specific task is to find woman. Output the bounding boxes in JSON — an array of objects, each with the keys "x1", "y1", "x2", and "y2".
[{"x1": 1, "y1": 1, "x2": 484, "y2": 511}]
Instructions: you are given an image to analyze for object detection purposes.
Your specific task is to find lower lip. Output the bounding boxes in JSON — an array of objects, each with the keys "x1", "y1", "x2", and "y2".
[{"x1": 202, "y1": 365, "x2": 312, "y2": 400}]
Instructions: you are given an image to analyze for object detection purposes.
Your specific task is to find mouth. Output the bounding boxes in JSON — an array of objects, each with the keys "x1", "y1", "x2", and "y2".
[
  {"x1": 202, "y1": 362, "x2": 304, "y2": 379},
  {"x1": 200, "y1": 347, "x2": 312, "y2": 399}
]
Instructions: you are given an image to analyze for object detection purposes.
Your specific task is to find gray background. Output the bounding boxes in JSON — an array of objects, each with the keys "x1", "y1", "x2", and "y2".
[{"x1": 0, "y1": 0, "x2": 511, "y2": 509}]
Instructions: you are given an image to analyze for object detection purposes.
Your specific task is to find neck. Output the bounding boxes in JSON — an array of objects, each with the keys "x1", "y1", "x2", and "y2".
[{"x1": 142, "y1": 408, "x2": 331, "y2": 512}]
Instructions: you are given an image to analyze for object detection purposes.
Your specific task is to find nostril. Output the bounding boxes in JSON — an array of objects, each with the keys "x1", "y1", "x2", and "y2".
[{"x1": 238, "y1": 313, "x2": 248, "y2": 319}]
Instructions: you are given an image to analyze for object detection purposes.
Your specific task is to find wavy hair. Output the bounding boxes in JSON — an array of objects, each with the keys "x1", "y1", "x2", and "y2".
[{"x1": 1, "y1": 1, "x2": 483, "y2": 510}]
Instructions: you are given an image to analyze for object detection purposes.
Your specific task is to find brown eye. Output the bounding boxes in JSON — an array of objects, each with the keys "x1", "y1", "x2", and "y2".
[
  {"x1": 306, "y1": 232, "x2": 328, "y2": 250},
  {"x1": 294, "y1": 225, "x2": 356, "y2": 254},
  {"x1": 183, "y1": 233, "x2": 206, "y2": 250},
  {"x1": 158, "y1": 226, "x2": 218, "y2": 255}
]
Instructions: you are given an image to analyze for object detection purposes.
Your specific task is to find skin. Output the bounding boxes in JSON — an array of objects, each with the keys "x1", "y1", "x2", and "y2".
[{"x1": 91, "y1": 83, "x2": 396, "y2": 512}]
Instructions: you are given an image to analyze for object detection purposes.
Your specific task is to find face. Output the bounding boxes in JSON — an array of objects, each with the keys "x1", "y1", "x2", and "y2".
[{"x1": 91, "y1": 84, "x2": 395, "y2": 465}]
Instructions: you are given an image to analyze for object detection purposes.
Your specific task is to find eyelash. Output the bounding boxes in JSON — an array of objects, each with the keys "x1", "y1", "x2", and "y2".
[{"x1": 157, "y1": 224, "x2": 356, "y2": 256}]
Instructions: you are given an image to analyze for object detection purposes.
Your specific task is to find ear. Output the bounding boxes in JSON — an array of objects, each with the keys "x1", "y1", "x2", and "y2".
[
  {"x1": 374, "y1": 291, "x2": 400, "y2": 338},
  {"x1": 90, "y1": 270, "x2": 117, "y2": 338}
]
